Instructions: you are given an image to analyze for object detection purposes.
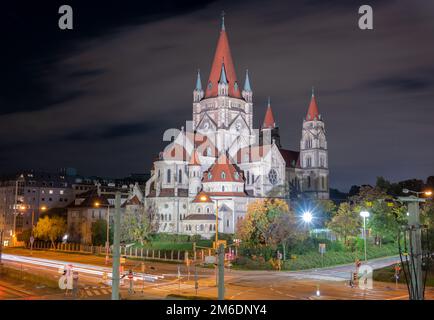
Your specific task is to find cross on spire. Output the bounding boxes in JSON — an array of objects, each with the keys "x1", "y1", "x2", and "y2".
[{"x1": 221, "y1": 11, "x2": 225, "y2": 31}]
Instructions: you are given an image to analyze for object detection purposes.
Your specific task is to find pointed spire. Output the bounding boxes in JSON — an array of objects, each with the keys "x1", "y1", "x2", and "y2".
[
  {"x1": 219, "y1": 62, "x2": 227, "y2": 84},
  {"x1": 195, "y1": 69, "x2": 202, "y2": 91},
  {"x1": 306, "y1": 87, "x2": 320, "y2": 121},
  {"x1": 205, "y1": 13, "x2": 241, "y2": 98},
  {"x1": 263, "y1": 97, "x2": 276, "y2": 129},
  {"x1": 221, "y1": 10, "x2": 225, "y2": 31},
  {"x1": 243, "y1": 69, "x2": 251, "y2": 91}
]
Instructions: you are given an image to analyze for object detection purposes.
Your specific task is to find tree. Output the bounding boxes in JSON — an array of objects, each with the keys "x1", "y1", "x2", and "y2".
[
  {"x1": 351, "y1": 185, "x2": 406, "y2": 243},
  {"x1": 236, "y1": 198, "x2": 300, "y2": 250},
  {"x1": 121, "y1": 204, "x2": 159, "y2": 245},
  {"x1": 34, "y1": 216, "x2": 66, "y2": 248},
  {"x1": 327, "y1": 202, "x2": 360, "y2": 246},
  {"x1": 91, "y1": 219, "x2": 107, "y2": 246}
]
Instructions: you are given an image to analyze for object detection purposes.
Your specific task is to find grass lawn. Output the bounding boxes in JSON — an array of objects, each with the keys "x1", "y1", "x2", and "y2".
[{"x1": 373, "y1": 262, "x2": 434, "y2": 287}]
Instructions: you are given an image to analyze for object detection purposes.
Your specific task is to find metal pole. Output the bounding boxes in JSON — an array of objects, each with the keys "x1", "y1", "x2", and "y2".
[
  {"x1": 215, "y1": 200, "x2": 219, "y2": 245},
  {"x1": 111, "y1": 192, "x2": 121, "y2": 300},
  {"x1": 408, "y1": 201, "x2": 423, "y2": 300},
  {"x1": 30, "y1": 209, "x2": 34, "y2": 255},
  {"x1": 106, "y1": 205, "x2": 110, "y2": 265},
  {"x1": 363, "y1": 216, "x2": 367, "y2": 262},
  {"x1": 0, "y1": 230, "x2": 3, "y2": 265},
  {"x1": 218, "y1": 243, "x2": 225, "y2": 300}
]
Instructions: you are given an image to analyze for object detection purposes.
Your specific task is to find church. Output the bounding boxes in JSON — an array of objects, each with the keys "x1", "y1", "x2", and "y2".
[{"x1": 144, "y1": 16, "x2": 329, "y2": 239}]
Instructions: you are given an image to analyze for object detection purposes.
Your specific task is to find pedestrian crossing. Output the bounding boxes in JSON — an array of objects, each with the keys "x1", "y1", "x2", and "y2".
[
  {"x1": 80, "y1": 285, "x2": 112, "y2": 297},
  {"x1": 152, "y1": 282, "x2": 195, "y2": 292}
]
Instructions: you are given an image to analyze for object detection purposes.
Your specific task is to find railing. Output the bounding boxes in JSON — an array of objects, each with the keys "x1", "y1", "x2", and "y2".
[{"x1": 26, "y1": 241, "x2": 200, "y2": 263}]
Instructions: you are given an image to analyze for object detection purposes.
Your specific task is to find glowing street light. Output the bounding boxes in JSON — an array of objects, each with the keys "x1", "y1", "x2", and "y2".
[
  {"x1": 402, "y1": 189, "x2": 432, "y2": 197},
  {"x1": 302, "y1": 211, "x2": 313, "y2": 224}
]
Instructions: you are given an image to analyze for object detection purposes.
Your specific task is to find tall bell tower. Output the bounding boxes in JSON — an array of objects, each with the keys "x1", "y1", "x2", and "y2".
[{"x1": 299, "y1": 88, "x2": 329, "y2": 199}]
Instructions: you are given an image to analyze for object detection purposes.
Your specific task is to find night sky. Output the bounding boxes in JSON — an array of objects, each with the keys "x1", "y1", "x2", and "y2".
[{"x1": 2, "y1": 0, "x2": 434, "y2": 191}]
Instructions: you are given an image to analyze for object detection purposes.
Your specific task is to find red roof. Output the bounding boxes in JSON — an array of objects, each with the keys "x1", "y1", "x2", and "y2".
[
  {"x1": 202, "y1": 154, "x2": 243, "y2": 183},
  {"x1": 189, "y1": 150, "x2": 201, "y2": 166},
  {"x1": 263, "y1": 105, "x2": 276, "y2": 129},
  {"x1": 279, "y1": 149, "x2": 300, "y2": 168},
  {"x1": 306, "y1": 94, "x2": 320, "y2": 121},
  {"x1": 206, "y1": 191, "x2": 246, "y2": 197},
  {"x1": 204, "y1": 27, "x2": 241, "y2": 99},
  {"x1": 160, "y1": 143, "x2": 187, "y2": 161}
]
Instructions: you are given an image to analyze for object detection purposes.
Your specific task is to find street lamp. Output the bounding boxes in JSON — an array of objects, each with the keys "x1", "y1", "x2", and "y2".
[
  {"x1": 94, "y1": 200, "x2": 110, "y2": 265},
  {"x1": 360, "y1": 211, "x2": 370, "y2": 262},
  {"x1": 302, "y1": 210, "x2": 313, "y2": 224},
  {"x1": 402, "y1": 189, "x2": 432, "y2": 197}
]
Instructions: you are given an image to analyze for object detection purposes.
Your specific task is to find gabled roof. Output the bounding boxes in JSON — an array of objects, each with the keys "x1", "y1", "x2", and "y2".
[
  {"x1": 160, "y1": 143, "x2": 187, "y2": 162},
  {"x1": 306, "y1": 88, "x2": 320, "y2": 121},
  {"x1": 189, "y1": 150, "x2": 201, "y2": 166},
  {"x1": 279, "y1": 149, "x2": 301, "y2": 168},
  {"x1": 202, "y1": 154, "x2": 244, "y2": 183},
  {"x1": 262, "y1": 98, "x2": 276, "y2": 129},
  {"x1": 121, "y1": 195, "x2": 142, "y2": 208},
  {"x1": 204, "y1": 19, "x2": 241, "y2": 99}
]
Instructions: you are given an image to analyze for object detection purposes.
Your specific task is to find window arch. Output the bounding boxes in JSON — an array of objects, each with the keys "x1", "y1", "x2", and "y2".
[
  {"x1": 206, "y1": 207, "x2": 210, "y2": 213},
  {"x1": 221, "y1": 171, "x2": 226, "y2": 179},
  {"x1": 246, "y1": 171, "x2": 250, "y2": 184},
  {"x1": 307, "y1": 176, "x2": 311, "y2": 188},
  {"x1": 167, "y1": 169, "x2": 171, "y2": 183},
  {"x1": 178, "y1": 169, "x2": 182, "y2": 183},
  {"x1": 222, "y1": 185, "x2": 225, "y2": 192},
  {"x1": 197, "y1": 207, "x2": 201, "y2": 213}
]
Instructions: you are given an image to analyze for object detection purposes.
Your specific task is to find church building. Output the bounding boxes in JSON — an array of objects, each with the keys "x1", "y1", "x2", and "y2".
[{"x1": 144, "y1": 15, "x2": 329, "y2": 238}]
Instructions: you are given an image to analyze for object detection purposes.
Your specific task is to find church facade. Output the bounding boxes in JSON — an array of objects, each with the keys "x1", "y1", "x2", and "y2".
[{"x1": 144, "y1": 17, "x2": 329, "y2": 238}]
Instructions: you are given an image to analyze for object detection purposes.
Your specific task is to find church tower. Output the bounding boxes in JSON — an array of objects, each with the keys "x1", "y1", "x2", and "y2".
[
  {"x1": 188, "y1": 150, "x2": 202, "y2": 197},
  {"x1": 299, "y1": 88, "x2": 329, "y2": 199},
  {"x1": 260, "y1": 97, "x2": 281, "y2": 148}
]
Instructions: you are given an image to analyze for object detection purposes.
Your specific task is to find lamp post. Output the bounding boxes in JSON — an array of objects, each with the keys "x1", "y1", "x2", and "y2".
[
  {"x1": 399, "y1": 188, "x2": 432, "y2": 300},
  {"x1": 94, "y1": 201, "x2": 110, "y2": 265},
  {"x1": 360, "y1": 211, "x2": 370, "y2": 262}
]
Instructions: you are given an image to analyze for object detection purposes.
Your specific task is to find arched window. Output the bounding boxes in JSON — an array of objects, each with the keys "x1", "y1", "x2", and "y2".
[
  {"x1": 222, "y1": 185, "x2": 225, "y2": 192},
  {"x1": 246, "y1": 171, "x2": 250, "y2": 184},
  {"x1": 306, "y1": 157, "x2": 311, "y2": 168},
  {"x1": 167, "y1": 169, "x2": 171, "y2": 183},
  {"x1": 227, "y1": 219, "x2": 229, "y2": 227},
  {"x1": 200, "y1": 224, "x2": 204, "y2": 231},
  {"x1": 252, "y1": 174, "x2": 255, "y2": 184},
  {"x1": 169, "y1": 214, "x2": 171, "y2": 220},
  {"x1": 161, "y1": 214, "x2": 164, "y2": 221},
  {"x1": 206, "y1": 207, "x2": 210, "y2": 213},
  {"x1": 178, "y1": 169, "x2": 182, "y2": 183},
  {"x1": 307, "y1": 176, "x2": 311, "y2": 188},
  {"x1": 221, "y1": 171, "x2": 226, "y2": 179},
  {"x1": 208, "y1": 172, "x2": 212, "y2": 180},
  {"x1": 197, "y1": 207, "x2": 201, "y2": 213}
]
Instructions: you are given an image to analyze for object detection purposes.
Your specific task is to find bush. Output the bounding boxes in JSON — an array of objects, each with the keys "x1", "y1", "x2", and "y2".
[{"x1": 234, "y1": 243, "x2": 399, "y2": 271}]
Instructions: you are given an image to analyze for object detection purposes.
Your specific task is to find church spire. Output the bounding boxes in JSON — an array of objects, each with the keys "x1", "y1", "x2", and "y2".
[
  {"x1": 263, "y1": 97, "x2": 276, "y2": 129},
  {"x1": 243, "y1": 69, "x2": 251, "y2": 92},
  {"x1": 306, "y1": 87, "x2": 320, "y2": 121},
  {"x1": 221, "y1": 10, "x2": 225, "y2": 31},
  {"x1": 205, "y1": 13, "x2": 241, "y2": 98},
  {"x1": 195, "y1": 69, "x2": 202, "y2": 91},
  {"x1": 219, "y1": 62, "x2": 227, "y2": 84}
]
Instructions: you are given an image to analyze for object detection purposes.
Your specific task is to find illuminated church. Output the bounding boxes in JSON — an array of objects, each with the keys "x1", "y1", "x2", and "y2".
[{"x1": 144, "y1": 16, "x2": 329, "y2": 238}]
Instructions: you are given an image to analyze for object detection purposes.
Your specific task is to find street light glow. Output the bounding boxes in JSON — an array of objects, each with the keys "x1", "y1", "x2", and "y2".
[
  {"x1": 425, "y1": 190, "x2": 432, "y2": 196},
  {"x1": 360, "y1": 211, "x2": 370, "y2": 218},
  {"x1": 302, "y1": 211, "x2": 313, "y2": 223},
  {"x1": 94, "y1": 201, "x2": 100, "y2": 208}
]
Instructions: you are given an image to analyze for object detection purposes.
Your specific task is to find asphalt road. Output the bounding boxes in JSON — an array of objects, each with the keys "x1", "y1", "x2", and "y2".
[{"x1": 1, "y1": 248, "x2": 433, "y2": 300}]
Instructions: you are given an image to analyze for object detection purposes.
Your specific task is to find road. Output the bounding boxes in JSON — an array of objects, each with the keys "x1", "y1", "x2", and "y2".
[{"x1": 1, "y1": 248, "x2": 433, "y2": 300}]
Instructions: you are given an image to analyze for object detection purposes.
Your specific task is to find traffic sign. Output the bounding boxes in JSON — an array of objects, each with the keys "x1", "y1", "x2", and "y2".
[{"x1": 29, "y1": 236, "x2": 34, "y2": 245}]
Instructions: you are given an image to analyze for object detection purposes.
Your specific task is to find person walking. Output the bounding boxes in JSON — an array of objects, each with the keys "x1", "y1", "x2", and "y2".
[{"x1": 128, "y1": 269, "x2": 135, "y2": 295}]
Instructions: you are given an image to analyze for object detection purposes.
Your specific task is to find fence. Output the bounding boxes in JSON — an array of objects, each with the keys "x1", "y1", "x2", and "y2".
[{"x1": 27, "y1": 241, "x2": 201, "y2": 263}]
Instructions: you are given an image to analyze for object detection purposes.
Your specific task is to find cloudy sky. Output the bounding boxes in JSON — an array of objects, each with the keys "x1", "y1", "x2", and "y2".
[{"x1": 2, "y1": 0, "x2": 434, "y2": 191}]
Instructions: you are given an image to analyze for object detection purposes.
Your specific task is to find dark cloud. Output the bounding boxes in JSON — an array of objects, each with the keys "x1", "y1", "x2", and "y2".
[{"x1": 1, "y1": 0, "x2": 434, "y2": 191}]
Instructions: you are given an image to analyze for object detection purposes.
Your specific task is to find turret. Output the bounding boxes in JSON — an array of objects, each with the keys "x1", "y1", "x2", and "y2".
[
  {"x1": 193, "y1": 69, "x2": 204, "y2": 102},
  {"x1": 242, "y1": 69, "x2": 252, "y2": 102},
  {"x1": 218, "y1": 62, "x2": 229, "y2": 96}
]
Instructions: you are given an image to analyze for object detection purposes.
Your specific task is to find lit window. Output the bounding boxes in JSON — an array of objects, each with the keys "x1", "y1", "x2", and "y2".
[
  {"x1": 60, "y1": 190, "x2": 64, "y2": 195},
  {"x1": 49, "y1": 190, "x2": 53, "y2": 194}
]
